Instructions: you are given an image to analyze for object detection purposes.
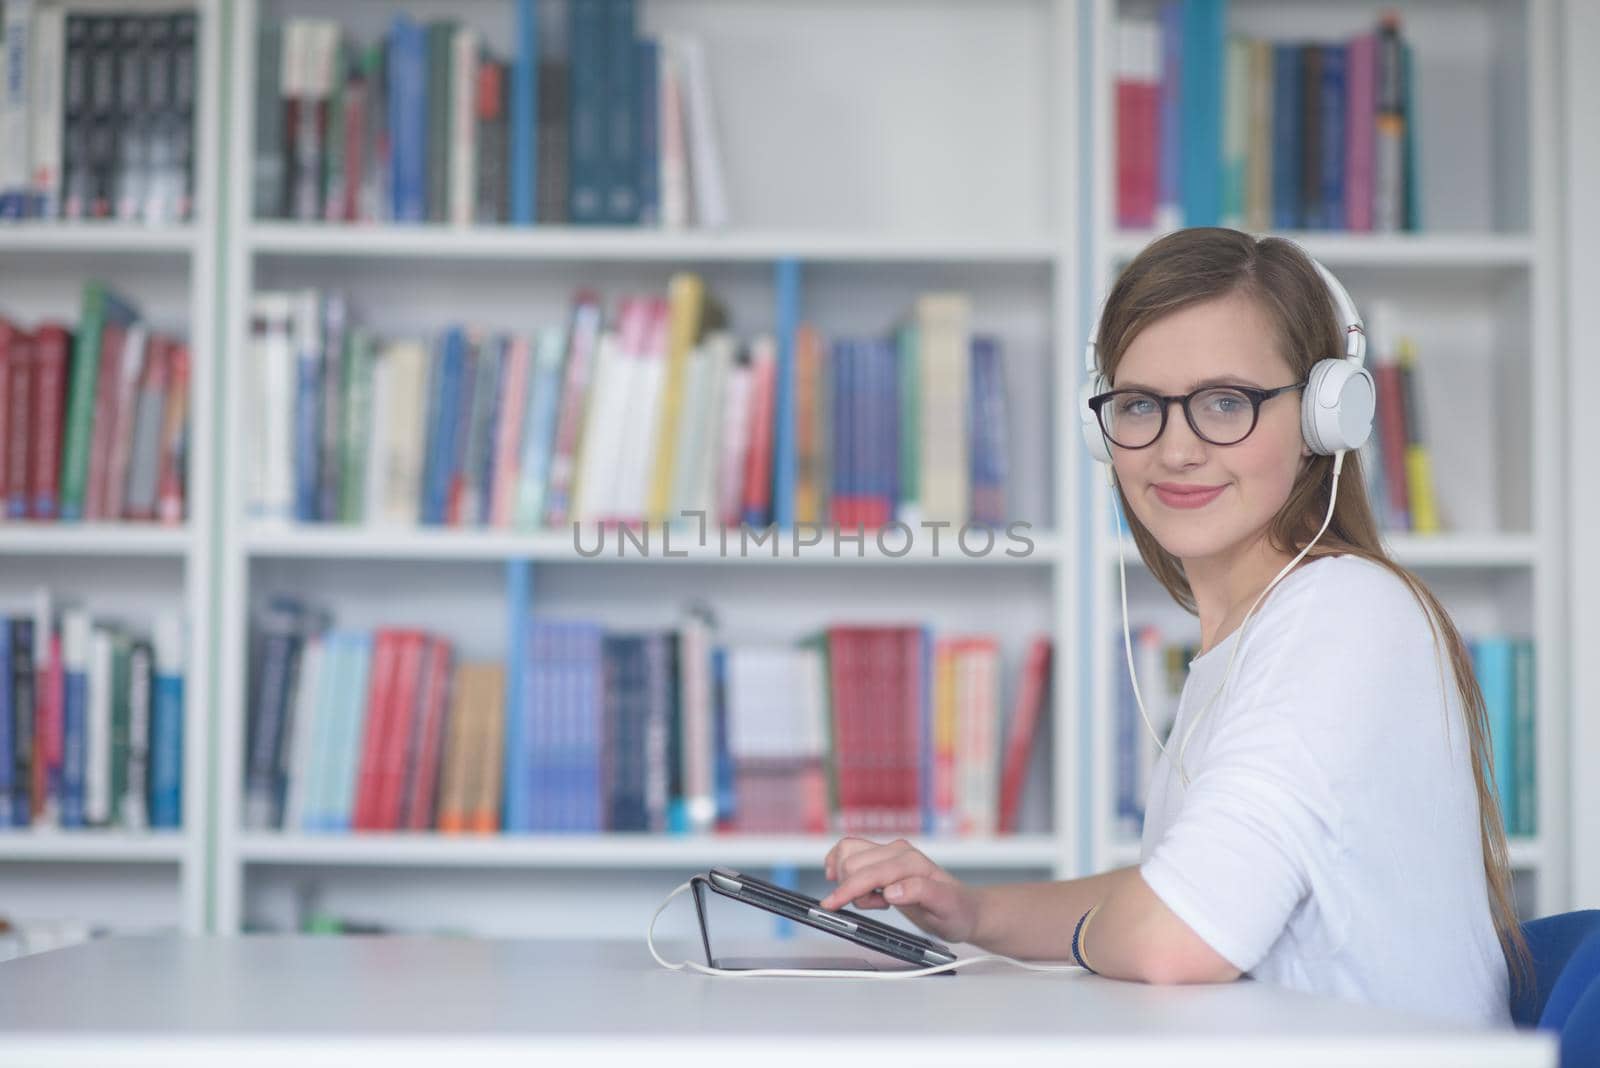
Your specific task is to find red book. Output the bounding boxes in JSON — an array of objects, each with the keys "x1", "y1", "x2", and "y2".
[
  {"x1": 1373, "y1": 359, "x2": 1410, "y2": 527},
  {"x1": 740, "y1": 340, "x2": 776, "y2": 528},
  {"x1": 0, "y1": 319, "x2": 14, "y2": 510},
  {"x1": 341, "y1": 75, "x2": 367, "y2": 222},
  {"x1": 84, "y1": 321, "x2": 128, "y2": 520},
  {"x1": 103, "y1": 329, "x2": 149, "y2": 521},
  {"x1": 156, "y1": 343, "x2": 189, "y2": 525},
  {"x1": 30, "y1": 325, "x2": 72, "y2": 520},
  {"x1": 899, "y1": 627, "x2": 925, "y2": 835},
  {"x1": 375, "y1": 631, "x2": 425, "y2": 830},
  {"x1": 3, "y1": 327, "x2": 31, "y2": 517},
  {"x1": 353, "y1": 630, "x2": 400, "y2": 831},
  {"x1": 826, "y1": 627, "x2": 858, "y2": 834},
  {"x1": 998, "y1": 637, "x2": 1052, "y2": 835},
  {"x1": 36, "y1": 631, "x2": 64, "y2": 822},
  {"x1": 404, "y1": 638, "x2": 454, "y2": 830}
]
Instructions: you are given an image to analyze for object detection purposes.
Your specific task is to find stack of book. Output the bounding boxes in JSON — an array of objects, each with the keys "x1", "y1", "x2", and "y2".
[
  {"x1": 0, "y1": 5, "x2": 198, "y2": 222},
  {"x1": 256, "y1": 1, "x2": 726, "y2": 228},
  {"x1": 0, "y1": 592, "x2": 185, "y2": 831},
  {"x1": 246, "y1": 281, "x2": 1013, "y2": 533},
  {"x1": 1361, "y1": 334, "x2": 1441, "y2": 535},
  {"x1": 1115, "y1": 3, "x2": 1418, "y2": 232},
  {"x1": 244, "y1": 600, "x2": 1052, "y2": 838},
  {"x1": 0, "y1": 284, "x2": 190, "y2": 524}
]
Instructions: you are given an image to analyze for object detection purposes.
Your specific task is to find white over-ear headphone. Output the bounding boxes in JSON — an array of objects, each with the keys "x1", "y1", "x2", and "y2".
[
  {"x1": 1085, "y1": 238, "x2": 1376, "y2": 789},
  {"x1": 1079, "y1": 246, "x2": 1375, "y2": 463}
]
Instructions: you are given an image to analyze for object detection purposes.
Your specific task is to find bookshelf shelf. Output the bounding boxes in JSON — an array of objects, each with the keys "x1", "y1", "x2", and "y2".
[
  {"x1": 237, "y1": 833, "x2": 1060, "y2": 871},
  {"x1": 1100, "y1": 534, "x2": 1540, "y2": 572},
  {"x1": 247, "y1": 223, "x2": 1057, "y2": 266},
  {"x1": 0, "y1": 524, "x2": 193, "y2": 557},
  {"x1": 1108, "y1": 231, "x2": 1536, "y2": 269},
  {"x1": 0, "y1": 224, "x2": 200, "y2": 256},
  {"x1": 0, "y1": 831, "x2": 188, "y2": 864},
  {"x1": 240, "y1": 525, "x2": 1062, "y2": 565}
]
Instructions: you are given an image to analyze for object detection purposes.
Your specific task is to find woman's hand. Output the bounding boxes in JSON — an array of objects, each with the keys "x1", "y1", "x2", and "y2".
[{"x1": 818, "y1": 837, "x2": 983, "y2": 946}]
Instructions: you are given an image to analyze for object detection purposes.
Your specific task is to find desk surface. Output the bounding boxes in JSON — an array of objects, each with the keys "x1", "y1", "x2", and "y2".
[{"x1": 0, "y1": 935, "x2": 1555, "y2": 1067}]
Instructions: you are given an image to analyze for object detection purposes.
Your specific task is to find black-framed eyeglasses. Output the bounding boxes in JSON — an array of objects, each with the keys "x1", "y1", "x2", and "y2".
[{"x1": 1086, "y1": 382, "x2": 1306, "y2": 449}]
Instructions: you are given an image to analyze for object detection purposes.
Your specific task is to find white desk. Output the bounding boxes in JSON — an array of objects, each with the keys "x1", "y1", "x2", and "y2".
[{"x1": 0, "y1": 935, "x2": 1556, "y2": 1067}]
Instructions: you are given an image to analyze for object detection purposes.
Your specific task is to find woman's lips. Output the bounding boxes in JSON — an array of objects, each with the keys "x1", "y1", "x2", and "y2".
[{"x1": 1153, "y1": 483, "x2": 1226, "y2": 509}]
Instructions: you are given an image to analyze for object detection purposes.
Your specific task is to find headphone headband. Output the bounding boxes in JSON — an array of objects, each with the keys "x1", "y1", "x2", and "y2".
[{"x1": 1081, "y1": 235, "x2": 1375, "y2": 461}]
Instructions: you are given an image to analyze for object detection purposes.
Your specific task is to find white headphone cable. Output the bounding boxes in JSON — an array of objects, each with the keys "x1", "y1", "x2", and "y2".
[
  {"x1": 1113, "y1": 450, "x2": 1347, "y2": 788},
  {"x1": 647, "y1": 881, "x2": 1088, "y2": 978}
]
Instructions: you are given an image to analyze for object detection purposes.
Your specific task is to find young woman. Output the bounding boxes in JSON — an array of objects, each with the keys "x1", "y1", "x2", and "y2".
[{"x1": 818, "y1": 228, "x2": 1528, "y2": 1026}]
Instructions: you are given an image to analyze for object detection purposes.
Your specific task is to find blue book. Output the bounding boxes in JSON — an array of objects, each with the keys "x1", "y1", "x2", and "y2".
[
  {"x1": 418, "y1": 340, "x2": 446, "y2": 525},
  {"x1": 61, "y1": 616, "x2": 89, "y2": 829},
  {"x1": 293, "y1": 301, "x2": 323, "y2": 522},
  {"x1": 425, "y1": 330, "x2": 466, "y2": 524},
  {"x1": 476, "y1": 337, "x2": 507, "y2": 528},
  {"x1": 517, "y1": 328, "x2": 569, "y2": 530},
  {"x1": 1472, "y1": 637, "x2": 1517, "y2": 835},
  {"x1": 830, "y1": 342, "x2": 849, "y2": 526},
  {"x1": 604, "y1": 0, "x2": 639, "y2": 223},
  {"x1": 1271, "y1": 45, "x2": 1304, "y2": 229},
  {"x1": 580, "y1": 623, "x2": 606, "y2": 832},
  {"x1": 636, "y1": 39, "x2": 659, "y2": 224},
  {"x1": 1179, "y1": 0, "x2": 1226, "y2": 228},
  {"x1": 388, "y1": 15, "x2": 427, "y2": 223},
  {"x1": 1318, "y1": 44, "x2": 1347, "y2": 230},
  {"x1": 149, "y1": 618, "x2": 185, "y2": 830},
  {"x1": 1512, "y1": 641, "x2": 1537, "y2": 837},
  {"x1": 1157, "y1": 2, "x2": 1183, "y2": 222},
  {"x1": 710, "y1": 645, "x2": 734, "y2": 827},
  {"x1": 503, "y1": 567, "x2": 532, "y2": 832},
  {"x1": 332, "y1": 632, "x2": 374, "y2": 832},
  {"x1": 773, "y1": 260, "x2": 801, "y2": 530},
  {"x1": 568, "y1": 0, "x2": 607, "y2": 223},
  {"x1": 876, "y1": 339, "x2": 898, "y2": 524},
  {"x1": 449, "y1": 335, "x2": 481, "y2": 523},
  {"x1": 510, "y1": 0, "x2": 539, "y2": 224},
  {"x1": 0, "y1": 622, "x2": 13, "y2": 828}
]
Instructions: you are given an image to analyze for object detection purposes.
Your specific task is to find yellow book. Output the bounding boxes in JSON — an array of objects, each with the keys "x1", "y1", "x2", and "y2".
[
  {"x1": 1397, "y1": 339, "x2": 1441, "y2": 534},
  {"x1": 647, "y1": 272, "x2": 706, "y2": 524}
]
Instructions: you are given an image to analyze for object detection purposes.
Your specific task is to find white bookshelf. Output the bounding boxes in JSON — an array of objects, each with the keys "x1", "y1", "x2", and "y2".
[
  {"x1": 214, "y1": 0, "x2": 1081, "y2": 937},
  {"x1": 0, "y1": 0, "x2": 222, "y2": 936},
  {"x1": 1085, "y1": 0, "x2": 1567, "y2": 919}
]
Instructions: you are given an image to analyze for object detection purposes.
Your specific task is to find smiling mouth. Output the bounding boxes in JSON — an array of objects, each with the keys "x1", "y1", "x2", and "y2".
[{"x1": 1152, "y1": 484, "x2": 1227, "y2": 509}]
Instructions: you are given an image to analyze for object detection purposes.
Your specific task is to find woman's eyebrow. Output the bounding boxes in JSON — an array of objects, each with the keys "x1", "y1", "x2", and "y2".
[{"x1": 1113, "y1": 374, "x2": 1270, "y2": 392}]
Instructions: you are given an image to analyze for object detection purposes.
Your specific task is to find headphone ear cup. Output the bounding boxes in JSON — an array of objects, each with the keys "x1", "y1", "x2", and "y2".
[
  {"x1": 1301, "y1": 359, "x2": 1376, "y2": 455},
  {"x1": 1080, "y1": 375, "x2": 1113, "y2": 464}
]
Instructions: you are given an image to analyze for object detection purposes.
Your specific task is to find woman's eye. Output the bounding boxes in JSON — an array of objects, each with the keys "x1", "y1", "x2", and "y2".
[
  {"x1": 1205, "y1": 393, "x2": 1248, "y2": 414},
  {"x1": 1118, "y1": 396, "x2": 1157, "y2": 417}
]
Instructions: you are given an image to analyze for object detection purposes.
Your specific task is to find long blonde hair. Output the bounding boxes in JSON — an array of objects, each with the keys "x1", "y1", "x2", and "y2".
[{"x1": 1095, "y1": 227, "x2": 1531, "y2": 996}]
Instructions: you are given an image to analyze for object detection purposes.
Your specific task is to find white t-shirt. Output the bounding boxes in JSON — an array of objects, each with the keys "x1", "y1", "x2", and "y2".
[{"x1": 1138, "y1": 554, "x2": 1511, "y2": 1027}]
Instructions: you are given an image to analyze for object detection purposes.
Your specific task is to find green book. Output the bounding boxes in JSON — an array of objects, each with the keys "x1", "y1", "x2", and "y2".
[
  {"x1": 339, "y1": 328, "x2": 375, "y2": 523},
  {"x1": 1512, "y1": 640, "x2": 1537, "y2": 837},
  {"x1": 60, "y1": 282, "x2": 138, "y2": 520},
  {"x1": 425, "y1": 21, "x2": 458, "y2": 222}
]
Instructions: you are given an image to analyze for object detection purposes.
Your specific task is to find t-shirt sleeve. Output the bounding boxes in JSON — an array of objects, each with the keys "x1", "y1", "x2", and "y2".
[{"x1": 1138, "y1": 597, "x2": 1342, "y2": 973}]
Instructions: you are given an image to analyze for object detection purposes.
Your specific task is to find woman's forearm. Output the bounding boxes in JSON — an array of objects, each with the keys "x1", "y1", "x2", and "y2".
[{"x1": 969, "y1": 866, "x2": 1143, "y2": 960}]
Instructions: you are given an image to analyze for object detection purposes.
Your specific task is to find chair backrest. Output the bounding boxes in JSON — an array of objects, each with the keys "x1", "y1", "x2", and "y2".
[{"x1": 1513, "y1": 911, "x2": 1600, "y2": 1027}]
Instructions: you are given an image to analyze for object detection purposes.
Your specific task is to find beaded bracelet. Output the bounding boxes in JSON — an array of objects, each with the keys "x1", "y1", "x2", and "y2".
[{"x1": 1071, "y1": 904, "x2": 1101, "y2": 975}]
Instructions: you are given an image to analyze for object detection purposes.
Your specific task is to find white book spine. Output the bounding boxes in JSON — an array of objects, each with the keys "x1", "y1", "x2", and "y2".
[
  {"x1": 667, "y1": 344, "x2": 708, "y2": 521},
  {"x1": 917, "y1": 294, "x2": 972, "y2": 526},
  {"x1": 28, "y1": 4, "x2": 61, "y2": 216},
  {"x1": 362, "y1": 347, "x2": 392, "y2": 526},
  {"x1": 689, "y1": 333, "x2": 731, "y2": 523},
  {"x1": 450, "y1": 27, "x2": 478, "y2": 227},
  {"x1": 674, "y1": 35, "x2": 727, "y2": 229},
  {"x1": 122, "y1": 641, "x2": 151, "y2": 831},
  {"x1": 657, "y1": 38, "x2": 690, "y2": 229},
  {"x1": 280, "y1": 635, "x2": 324, "y2": 832},
  {"x1": 85, "y1": 626, "x2": 113, "y2": 826},
  {"x1": 572, "y1": 331, "x2": 625, "y2": 524},
  {"x1": 382, "y1": 340, "x2": 428, "y2": 526},
  {"x1": 0, "y1": 0, "x2": 32, "y2": 206},
  {"x1": 253, "y1": 293, "x2": 296, "y2": 520}
]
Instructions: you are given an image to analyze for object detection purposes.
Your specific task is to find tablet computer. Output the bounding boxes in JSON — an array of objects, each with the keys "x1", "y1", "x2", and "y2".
[{"x1": 691, "y1": 867, "x2": 958, "y2": 971}]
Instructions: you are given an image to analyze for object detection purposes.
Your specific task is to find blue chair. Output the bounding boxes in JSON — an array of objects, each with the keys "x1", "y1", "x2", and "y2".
[{"x1": 1513, "y1": 910, "x2": 1600, "y2": 1067}]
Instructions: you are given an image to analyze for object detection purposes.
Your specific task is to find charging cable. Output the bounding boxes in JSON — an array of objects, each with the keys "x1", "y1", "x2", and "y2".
[{"x1": 648, "y1": 881, "x2": 1088, "y2": 978}]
